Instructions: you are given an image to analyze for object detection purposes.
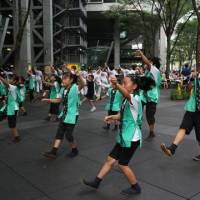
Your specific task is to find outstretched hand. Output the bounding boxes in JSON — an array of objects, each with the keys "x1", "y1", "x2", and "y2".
[{"x1": 104, "y1": 116, "x2": 113, "y2": 124}]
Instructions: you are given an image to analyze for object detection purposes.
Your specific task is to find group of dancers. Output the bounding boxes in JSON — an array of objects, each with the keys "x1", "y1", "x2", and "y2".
[{"x1": 0, "y1": 50, "x2": 200, "y2": 196}]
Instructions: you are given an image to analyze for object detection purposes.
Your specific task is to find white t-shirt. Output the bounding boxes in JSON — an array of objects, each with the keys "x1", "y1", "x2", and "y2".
[{"x1": 129, "y1": 94, "x2": 140, "y2": 142}]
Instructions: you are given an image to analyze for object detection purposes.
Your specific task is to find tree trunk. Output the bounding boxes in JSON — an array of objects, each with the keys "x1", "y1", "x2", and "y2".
[
  {"x1": 166, "y1": 37, "x2": 171, "y2": 77},
  {"x1": 196, "y1": 22, "x2": 200, "y2": 72}
]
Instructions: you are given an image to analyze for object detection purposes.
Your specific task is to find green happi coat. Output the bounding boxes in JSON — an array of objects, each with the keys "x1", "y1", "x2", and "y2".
[
  {"x1": 184, "y1": 78, "x2": 200, "y2": 112},
  {"x1": 0, "y1": 82, "x2": 6, "y2": 96},
  {"x1": 6, "y1": 85, "x2": 20, "y2": 115},
  {"x1": 105, "y1": 88, "x2": 123, "y2": 112},
  {"x1": 144, "y1": 65, "x2": 161, "y2": 103},
  {"x1": 29, "y1": 75, "x2": 36, "y2": 90},
  {"x1": 18, "y1": 84, "x2": 26, "y2": 103},
  {"x1": 50, "y1": 81, "x2": 60, "y2": 99},
  {"x1": 59, "y1": 84, "x2": 79, "y2": 124},
  {"x1": 117, "y1": 94, "x2": 143, "y2": 148}
]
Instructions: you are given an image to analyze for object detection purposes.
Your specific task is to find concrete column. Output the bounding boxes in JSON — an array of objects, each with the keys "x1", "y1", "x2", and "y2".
[
  {"x1": 159, "y1": 26, "x2": 167, "y2": 70},
  {"x1": 154, "y1": 28, "x2": 160, "y2": 57},
  {"x1": 114, "y1": 19, "x2": 120, "y2": 67},
  {"x1": 43, "y1": 0, "x2": 53, "y2": 65},
  {"x1": 19, "y1": 0, "x2": 32, "y2": 75}
]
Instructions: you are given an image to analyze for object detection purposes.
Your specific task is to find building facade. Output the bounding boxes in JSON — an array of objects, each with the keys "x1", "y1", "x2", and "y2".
[
  {"x1": 0, "y1": 0, "x2": 87, "y2": 72},
  {"x1": 0, "y1": 0, "x2": 167, "y2": 72}
]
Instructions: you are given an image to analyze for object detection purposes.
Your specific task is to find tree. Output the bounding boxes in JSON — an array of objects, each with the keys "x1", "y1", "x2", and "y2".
[
  {"x1": 3, "y1": 0, "x2": 31, "y2": 74},
  {"x1": 14, "y1": 0, "x2": 31, "y2": 73},
  {"x1": 105, "y1": 1, "x2": 161, "y2": 56},
  {"x1": 192, "y1": 0, "x2": 200, "y2": 72},
  {"x1": 109, "y1": 0, "x2": 193, "y2": 75},
  {"x1": 171, "y1": 19, "x2": 197, "y2": 69}
]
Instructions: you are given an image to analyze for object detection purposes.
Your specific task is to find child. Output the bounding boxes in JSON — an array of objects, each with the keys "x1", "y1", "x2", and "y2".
[
  {"x1": 137, "y1": 50, "x2": 161, "y2": 139},
  {"x1": 27, "y1": 69, "x2": 36, "y2": 102},
  {"x1": 103, "y1": 83, "x2": 123, "y2": 131},
  {"x1": 81, "y1": 74, "x2": 96, "y2": 112},
  {"x1": 18, "y1": 76, "x2": 27, "y2": 116},
  {"x1": 83, "y1": 74, "x2": 155, "y2": 195},
  {"x1": 0, "y1": 75, "x2": 21, "y2": 142},
  {"x1": 43, "y1": 74, "x2": 61, "y2": 121},
  {"x1": 42, "y1": 72, "x2": 84, "y2": 159},
  {"x1": 160, "y1": 71, "x2": 200, "y2": 161}
]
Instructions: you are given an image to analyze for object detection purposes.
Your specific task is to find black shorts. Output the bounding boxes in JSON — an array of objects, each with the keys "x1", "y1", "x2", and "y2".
[
  {"x1": 180, "y1": 111, "x2": 200, "y2": 142},
  {"x1": 109, "y1": 141, "x2": 140, "y2": 166},
  {"x1": 7, "y1": 111, "x2": 18, "y2": 128},
  {"x1": 85, "y1": 94, "x2": 95, "y2": 101},
  {"x1": 55, "y1": 116, "x2": 79, "y2": 142},
  {"x1": 49, "y1": 103, "x2": 60, "y2": 115},
  {"x1": 145, "y1": 102, "x2": 157, "y2": 125},
  {"x1": 108, "y1": 110, "x2": 119, "y2": 115}
]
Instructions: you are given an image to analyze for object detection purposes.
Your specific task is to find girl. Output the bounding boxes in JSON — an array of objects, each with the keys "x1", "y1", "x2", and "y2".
[
  {"x1": 43, "y1": 74, "x2": 61, "y2": 121},
  {"x1": 103, "y1": 83, "x2": 123, "y2": 131},
  {"x1": 137, "y1": 50, "x2": 161, "y2": 139},
  {"x1": 83, "y1": 74, "x2": 155, "y2": 195},
  {"x1": 18, "y1": 76, "x2": 27, "y2": 116},
  {"x1": 27, "y1": 69, "x2": 36, "y2": 102},
  {"x1": 81, "y1": 74, "x2": 96, "y2": 112},
  {"x1": 160, "y1": 71, "x2": 200, "y2": 161},
  {"x1": 42, "y1": 71, "x2": 84, "y2": 159},
  {"x1": 0, "y1": 75, "x2": 21, "y2": 142}
]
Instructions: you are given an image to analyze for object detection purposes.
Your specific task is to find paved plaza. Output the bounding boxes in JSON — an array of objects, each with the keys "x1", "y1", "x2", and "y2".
[{"x1": 0, "y1": 90, "x2": 200, "y2": 200}]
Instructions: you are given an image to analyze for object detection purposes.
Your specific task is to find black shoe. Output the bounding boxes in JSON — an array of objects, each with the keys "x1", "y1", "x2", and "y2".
[
  {"x1": 103, "y1": 126, "x2": 110, "y2": 130},
  {"x1": 121, "y1": 186, "x2": 141, "y2": 195},
  {"x1": 83, "y1": 179, "x2": 99, "y2": 189},
  {"x1": 67, "y1": 149, "x2": 79, "y2": 158},
  {"x1": 22, "y1": 112, "x2": 27, "y2": 116},
  {"x1": 192, "y1": 155, "x2": 200, "y2": 161},
  {"x1": 112, "y1": 126, "x2": 118, "y2": 131},
  {"x1": 12, "y1": 136, "x2": 21, "y2": 143},
  {"x1": 160, "y1": 143, "x2": 173, "y2": 157},
  {"x1": 43, "y1": 151, "x2": 57, "y2": 159},
  {"x1": 145, "y1": 132, "x2": 155, "y2": 141}
]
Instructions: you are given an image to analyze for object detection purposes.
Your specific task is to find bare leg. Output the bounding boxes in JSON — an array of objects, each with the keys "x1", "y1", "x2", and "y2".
[
  {"x1": 173, "y1": 129, "x2": 186, "y2": 145},
  {"x1": 97, "y1": 156, "x2": 117, "y2": 179},
  {"x1": 11, "y1": 128, "x2": 19, "y2": 138},
  {"x1": 118, "y1": 165, "x2": 137, "y2": 185}
]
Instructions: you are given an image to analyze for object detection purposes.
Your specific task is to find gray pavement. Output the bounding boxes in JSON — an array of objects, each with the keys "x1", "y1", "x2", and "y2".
[{"x1": 0, "y1": 90, "x2": 200, "y2": 200}]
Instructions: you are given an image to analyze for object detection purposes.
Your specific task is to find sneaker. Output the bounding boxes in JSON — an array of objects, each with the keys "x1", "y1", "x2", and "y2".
[
  {"x1": 192, "y1": 155, "x2": 200, "y2": 161},
  {"x1": 43, "y1": 151, "x2": 57, "y2": 159},
  {"x1": 121, "y1": 187, "x2": 141, "y2": 195},
  {"x1": 90, "y1": 107, "x2": 96, "y2": 112},
  {"x1": 160, "y1": 143, "x2": 173, "y2": 157}
]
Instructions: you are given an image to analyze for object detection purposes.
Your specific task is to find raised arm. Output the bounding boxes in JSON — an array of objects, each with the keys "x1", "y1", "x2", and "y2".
[
  {"x1": 0, "y1": 75, "x2": 9, "y2": 87},
  {"x1": 136, "y1": 50, "x2": 151, "y2": 70},
  {"x1": 42, "y1": 98, "x2": 62, "y2": 103},
  {"x1": 110, "y1": 76, "x2": 131, "y2": 102},
  {"x1": 76, "y1": 71, "x2": 85, "y2": 91}
]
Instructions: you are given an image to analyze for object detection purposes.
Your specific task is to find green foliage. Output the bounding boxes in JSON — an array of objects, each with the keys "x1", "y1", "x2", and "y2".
[
  {"x1": 171, "y1": 18, "x2": 197, "y2": 67},
  {"x1": 170, "y1": 88, "x2": 189, "y2": 100}
]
